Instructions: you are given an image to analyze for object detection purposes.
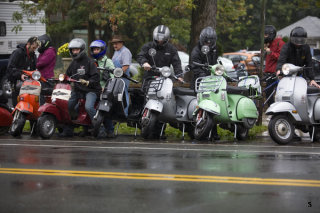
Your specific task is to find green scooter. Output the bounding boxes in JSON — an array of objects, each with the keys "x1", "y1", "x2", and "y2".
[{"x1": 193, "y1": 46, "x2": 261, "y2": 141}]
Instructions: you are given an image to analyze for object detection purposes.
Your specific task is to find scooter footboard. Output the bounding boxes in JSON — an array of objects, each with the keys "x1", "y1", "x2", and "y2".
[
  {"x1": 195, "y1": 100, "x2": 220, "y2": 115},
  {"x1": 144, "y1": 99, "x2": 163, "y2": 113},
  {"x1": 266, "y1": 102, "x2": 302, "y2": 121}
]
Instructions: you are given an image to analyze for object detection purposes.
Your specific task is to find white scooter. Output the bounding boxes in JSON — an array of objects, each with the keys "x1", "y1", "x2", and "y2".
[
  {"x1": 266, "y1": 63, "x2": 320, "y2": 144},
  {"x1": 140, "y1": 48, "x2": 197, "y2": 140}
]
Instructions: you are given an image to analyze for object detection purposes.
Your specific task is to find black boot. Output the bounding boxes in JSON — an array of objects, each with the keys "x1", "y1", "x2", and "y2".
[{"x1": 211, "y1": 124, "x2": 220, "y2": 141}]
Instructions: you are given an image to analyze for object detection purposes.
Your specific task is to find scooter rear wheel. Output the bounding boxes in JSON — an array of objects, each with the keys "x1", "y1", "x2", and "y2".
[
  {"x1": 194, "y1": 110, "x2": 213, "y2": 140},
  {"x1": 268, "y1": 114, "x2": 294, "y2": 145},
  {"x1": 38, "y1": 114, "x2": 56, "y2": 139},
  {"x1": 9, "y1": 111, "x2": 26, "y2": 137}
]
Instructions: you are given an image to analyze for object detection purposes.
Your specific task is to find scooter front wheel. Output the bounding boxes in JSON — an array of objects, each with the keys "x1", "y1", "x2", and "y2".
[
  {"x1": 194, "y1": 110, "x2": 213, "y2": 140},
  {"x1": 268, "y1": 114, "x2": 294, "y2": 145},
  {"x1": 38, "y1": 114, "x2": 56, "y2": 139},
  {"x1": 92, "y1": 111, "x2": 105, "y2": 138},
  {"x1": 9, "y1": 111, "x2": 26, "y2": 137},
  {"x1": 141, "y1": 109, "x2": 158, "y2": 139},
  {"x1": 236, "y1": 124, "x2": 249, "y2": 141}
]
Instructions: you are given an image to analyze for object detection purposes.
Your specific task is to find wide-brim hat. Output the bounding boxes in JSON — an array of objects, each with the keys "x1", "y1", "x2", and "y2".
[{"x1": 111, "y1": 35, "x2": 124, "y2": 43}]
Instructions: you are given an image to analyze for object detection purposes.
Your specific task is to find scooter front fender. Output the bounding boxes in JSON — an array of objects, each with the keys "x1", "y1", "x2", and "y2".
[
  {"x1": 38, "y1": 103, "x2": 62, "y2": 121},
  {"x1": 144, "y1": 99, "x2": 163, "y2": 113},
  {"x1": 12, "y1": 101, "x2": 33, "y2": 115},
  {"x1": 195, "y1": 99, "x2": 220, "y2": 115},
  {"x1": 266, "y1": 102, "x2": 302, "y2": 122},
  {"x1": 0, "y1": 107, "x2": 13, "y2": 126}
]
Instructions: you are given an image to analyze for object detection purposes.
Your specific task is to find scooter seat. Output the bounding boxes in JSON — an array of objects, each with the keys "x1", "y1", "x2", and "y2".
[
  {"x1": 307, "y1": 86, "x2": 320, "y2": 94},
  {"x1": 173, "y1": 87, "x2": 196, "y2": 96},
  {"x1": 226, "y1": 85, "x2": 249, "y2": 96}
]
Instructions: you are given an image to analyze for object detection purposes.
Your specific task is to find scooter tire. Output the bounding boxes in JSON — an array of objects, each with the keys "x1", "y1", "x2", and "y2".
[
  {"x1": 0, "y1": 126, "x2": 9, "y2": 135},
  {"x1": 38, "y1": 114, "x2": 56, "y2": 139},
  {"x1": 141, "y1": 111, "x2": 158, "y2": 139},
  {"x1": 9, "y1": 111, "x2": 26, "y2": 137},
  {"x1": 194, "y1": 111, "x2": 213, "y2": 140},
  {"x1": 236, "y1": 124, "x2": 249, "y2": 141},
  {"x1": 268, "y1": 114, "x2": 294, "y2": 145},
  {"x1": 92, "y1": 111, "x2": 105, "y2": 138}
]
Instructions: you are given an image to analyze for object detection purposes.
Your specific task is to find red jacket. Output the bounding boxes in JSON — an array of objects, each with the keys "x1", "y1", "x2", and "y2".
[{"x1": 264, "y1": 38, "x2": 285, "y2": 73}]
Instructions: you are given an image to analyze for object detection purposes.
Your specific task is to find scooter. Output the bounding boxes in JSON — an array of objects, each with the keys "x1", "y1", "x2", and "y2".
[
  {"x1": 140, "y1": 48, "x2": 197, "y2": 140},
  {"x1": 37, "y1": 69, "x2": 91, "y2": 139},
  {"x1": 193, "y1": 45, "x2": 260, "y2": 141},
  {"x1": 266, "y1": 64, "x2": 320, "y2": 144},
  {"x1": 0, "y1": 78, "x2": 13, "y2": 135},
  {"x1": 92, "y1": 67, "x2": 141, "y2": 137},
  {"x1": 9, "y1": 70, "x2": 48, "y2": 137}
]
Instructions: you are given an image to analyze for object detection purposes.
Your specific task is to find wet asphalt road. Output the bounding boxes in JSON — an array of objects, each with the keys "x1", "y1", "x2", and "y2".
[{"x1": 0, "y1": 134, "x2": 320, "y2": 213}]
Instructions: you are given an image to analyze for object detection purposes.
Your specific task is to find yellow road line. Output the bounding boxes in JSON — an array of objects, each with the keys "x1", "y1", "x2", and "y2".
[{"x1": 0, "y1": 168, "x2": 320, "y2": 187}]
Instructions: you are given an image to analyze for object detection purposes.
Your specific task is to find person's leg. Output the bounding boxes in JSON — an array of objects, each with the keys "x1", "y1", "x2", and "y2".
[
  {"x1": 265, "y1": 77, "x2": 277, "y2": 107},
  {"x1": 68, "y1": 91, "x2": 79, "y2": 120},
  {"x1": 122, "y1": 76, "x2": 130, "y2": 117},
  {"x1": 85, "y1": 92, "x2": 97, "y2": 121}
]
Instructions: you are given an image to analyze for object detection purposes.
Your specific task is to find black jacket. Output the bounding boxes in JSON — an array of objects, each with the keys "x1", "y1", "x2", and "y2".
[
  {"x1": 190, "y1": 42, "x2": 218, "y2": 89},
  {"x1": 277, "y1": 42, "x2": 314, "y2": 80},
  {"x1": 137, "y1": 42, "x2": 182, "y2": 78},
  {"x1": 6, "y1": 44, "x2": 37, "y2": 83},
  {"x1": 66, "y1": 53, "x2": 101, "y2": 96}
]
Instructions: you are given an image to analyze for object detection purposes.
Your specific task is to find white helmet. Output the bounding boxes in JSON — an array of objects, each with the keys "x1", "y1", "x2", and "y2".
[{"x1": 153, "y1": 25, "x2": 170, "y2": 47}]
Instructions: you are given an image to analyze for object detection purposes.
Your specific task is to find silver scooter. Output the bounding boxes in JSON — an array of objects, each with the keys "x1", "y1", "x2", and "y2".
[
  {"x1": 140, "y1": 48, "x2": 197, "y2": 140},
  {"x1": 266, "y1": 63, "x2": 320, "y2": 144}
]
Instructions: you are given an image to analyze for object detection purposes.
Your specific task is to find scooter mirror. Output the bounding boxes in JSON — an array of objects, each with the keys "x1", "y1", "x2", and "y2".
[
  {"x1": 184, "y1": 65, "x2": 191, "y2": 73},
  {"x1": 201, "y1": 45, "x2": 210, "y2": 55},
  {"x1": 77, "y1": 68, "x2": 85, "y2": 75},
  {"x1": 148, "y1": 48, "x2": 157, "y2": 57}
]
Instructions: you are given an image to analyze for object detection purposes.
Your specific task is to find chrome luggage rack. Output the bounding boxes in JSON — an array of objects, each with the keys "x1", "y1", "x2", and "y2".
[{"x1": 195, "y1": 76, "x2": 224, "y2": 93}]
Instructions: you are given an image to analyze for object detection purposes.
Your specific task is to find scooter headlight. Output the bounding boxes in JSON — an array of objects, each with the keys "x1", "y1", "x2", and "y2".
[
  {"x1": 59, "y1": 74, "x2": 65, "y2": 82},
  {"x1": 113, "y1": 68, "x2": 123, "y2": 78},
  {"x1": 32, "y1": 71, "x2": 41, "y2": 81},
  {"x1": 160, "y1": 66, "x2": 171, "y2": 78},
  {"x1": 214, "y1": 65, "x2": 225, "y2": 76},
  {"x1": 282, "y1": 64, "x2": 292, "y2": 75}
]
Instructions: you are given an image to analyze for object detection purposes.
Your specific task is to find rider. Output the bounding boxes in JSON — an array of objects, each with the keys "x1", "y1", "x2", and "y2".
[
  {"x1": 89, "y1": 40, "x2": 115, "y2": 138},
  {"x1": 190, "y1": 26, "x2": 220, "y2": 141},
  {"x1": 137, "y1": 25, "x2": 184, "y2": 139},
  {"x1": 276, "y1": 26, "x2": 320, "y2": 88},
  {"x1": 37, "y1": 34, "x2": 57, "y2": 105},
  {"x1": 59, "y1": 38, "x2": 101, "y2": 137},
  {"x1": 263, "y1": 25, "x2": 285, "y2": 107},
  {"x1": 6, "y1": 36, "x2": 40, "y2": 106}
]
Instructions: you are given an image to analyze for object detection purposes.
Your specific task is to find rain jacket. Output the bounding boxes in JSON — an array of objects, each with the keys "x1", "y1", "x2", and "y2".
[
  {"x1": 264, "y1": 38, "x2": 285, "y2": 73},
  {"x1": 36, "y1": 47, "x2": 56, "y2": 79}
]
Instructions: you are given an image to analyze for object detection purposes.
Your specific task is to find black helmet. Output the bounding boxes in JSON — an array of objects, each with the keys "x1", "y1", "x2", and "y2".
[
  {"x1": 199, "y1": 26, "x2": 217, "y2": 49},
  {"x1": 264, "y1": 25, "x2": 276, "y2": 44},
  {"x1": 290, "y1": 26, "x2": 307, "y2": 46},
  {"x1": 153, "y1": 25, "x2": 170, "y2": 47},
  {"x1": 38, "y1": 34, "x2": 52, "y2": 53},
  {"x1": 68, "y1": 38, "x2": 86, "y2": 60}
]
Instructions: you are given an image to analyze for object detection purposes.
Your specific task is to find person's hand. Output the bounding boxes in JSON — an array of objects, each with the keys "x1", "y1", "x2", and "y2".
[
  {"x1": 178, "y1": 77, "x2": 184, "y2": 83},
  {"x1": 21, "y1": 74, "x2": 27, "y2": 81},
  {"x1": 264, "y1": 47, "x2": 271, "y2": 54},
  {"x1": 142, "y1": 62, "x2": 151, "y2": 71},
  {"x1": 276, "y1": 70, "x2": 281, "y2": 76},
  {"x1": 310, "y1": 80, "x2": 320, "y2": 88},
  {"x1": 79, "y1": 79, "x2": 89, "y2": 86}
]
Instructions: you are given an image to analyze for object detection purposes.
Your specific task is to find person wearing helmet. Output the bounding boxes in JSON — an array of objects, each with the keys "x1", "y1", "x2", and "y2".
[
  {"x1": 263, "y1": 25, "x2": 285, "y2": 107},
  {"x1": 90, "y1": 40, "x2": 115, "y2": 138},
  {"x1": 276, "y1": 26, "x2": 320, "y2": 89},
  {"x1": 6, "y1": 36, "x2": 41, "y2": 107},
  {"x1": 137, "y1": 25, "x2": 183, "y2": 81},
  {"x1": 190, "y1": 26, "x2": 219, "y2": 141},
  {"x1": 59, "y1": 38, "x2": 101, "y2": 137},
  {"x1": 137, "y1": 25, "x2": 183, "y2": 139},
  {"x1": 190, "y1": 26, "x2": 218, "y2": 90}
]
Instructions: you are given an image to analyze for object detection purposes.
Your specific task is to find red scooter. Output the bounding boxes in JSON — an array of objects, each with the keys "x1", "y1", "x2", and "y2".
[
  {"x1": 37, "y1": 70, "x2": 92, "y2": 139},
  {"x1": 0, "y1": 78, "x2": 13, "y2": 135},
  {"x1": 9, "y1": 70, "x2": 48, "y2": 137}
]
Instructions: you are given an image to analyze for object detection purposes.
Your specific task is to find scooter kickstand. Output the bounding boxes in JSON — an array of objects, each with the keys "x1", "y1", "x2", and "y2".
[
  {"x1": 234, "y1": 124, "x2": 238, "y2": 143},
  {"x1": 115, "y1": 122, "x2": 120, "y2": 137},
  {"x1": 134, "y1": 123, "x2": 138, "y2": 139},
  {"x1": 181, "y1": 123, "x2": 185, "y2": 141},
  {"x1": 311, "y1": 126, "x2": 315, "y2": 142},
  {"x1": 208, "y1": 130, "x2": 212, "y2": 142},
  {"x1": 160, "y1": 123, "x2": 166, "y2": 139}
]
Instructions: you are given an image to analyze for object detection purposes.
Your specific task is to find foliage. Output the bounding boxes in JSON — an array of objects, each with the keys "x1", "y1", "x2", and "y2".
[{"x1": 57, "y1": 43, "x2": 70, "y2": 58}]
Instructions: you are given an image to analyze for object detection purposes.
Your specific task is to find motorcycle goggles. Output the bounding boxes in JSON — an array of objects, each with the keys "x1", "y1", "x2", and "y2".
[{"x1": 290, "y1": 36, "x2": 307, "y2": 45}]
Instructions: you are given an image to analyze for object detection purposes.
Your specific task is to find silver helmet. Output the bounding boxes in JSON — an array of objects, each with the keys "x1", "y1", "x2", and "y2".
[
  {"x1": 153, "y1": 25, "x2": 170, "y2": 47},
  {"x1": 68, "y1": 38, "x2": 86, "y2": 60}
]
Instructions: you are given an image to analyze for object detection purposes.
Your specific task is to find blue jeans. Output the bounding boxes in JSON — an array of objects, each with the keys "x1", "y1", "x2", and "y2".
[
  {"x1": 122, "y1": 72, "x2": 130, "y2": 117},
  {"x1": 68, "y1": 91, "x2": 97, "y2": 121}
]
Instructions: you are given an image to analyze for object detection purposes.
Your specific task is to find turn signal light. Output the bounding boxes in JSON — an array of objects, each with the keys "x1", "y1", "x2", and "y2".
[{"x1": 292, "y1": 110, "x2": 298, "y2": 114}]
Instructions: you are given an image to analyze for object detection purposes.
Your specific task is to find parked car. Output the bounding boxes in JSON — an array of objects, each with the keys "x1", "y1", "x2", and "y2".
[{"x1": 223, "y1": 50, "x2": 261, "y2": 75}]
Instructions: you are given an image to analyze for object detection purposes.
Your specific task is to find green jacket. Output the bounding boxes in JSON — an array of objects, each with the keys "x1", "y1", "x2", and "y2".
[{"x1": 97, "y1": 55, "x2": 115, "y2": 88}]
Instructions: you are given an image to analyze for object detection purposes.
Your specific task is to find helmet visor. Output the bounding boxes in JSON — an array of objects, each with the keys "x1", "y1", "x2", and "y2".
[{"x1": 291, "y1": 36, "x2": 307, "y2": 45}]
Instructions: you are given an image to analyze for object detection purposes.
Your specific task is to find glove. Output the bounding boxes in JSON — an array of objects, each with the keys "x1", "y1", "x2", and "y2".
[
  {"x1": 142, "y1": 62, "x2": 151, "y2": 71},
  {"x1": 79, "y1": 79, "x2": 89, "y2": 86}
]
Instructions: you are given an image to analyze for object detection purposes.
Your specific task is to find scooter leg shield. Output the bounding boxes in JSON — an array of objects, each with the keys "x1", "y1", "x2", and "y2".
[
  {"x1": 13, "y1": 101, "x2": 33, "y2": 115},
  {"x1": 197, "y1": 100, "x2": 220, "y2": 115}
]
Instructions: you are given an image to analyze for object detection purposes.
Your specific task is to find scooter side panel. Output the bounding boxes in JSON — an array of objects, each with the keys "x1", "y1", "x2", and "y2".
[
  {"x1": 266, "y1": 102, "x2": 302, "y2": 121},
  {"x1": 175, "y1": 95, "x2": 197, "y2": 121},
  {"x1": 312, "y1": 98, "x2": 320, "y2": 121},
  {"x1": 0, "y1": 107, "x2": 12, "y2": 126},
  {"x1": 144, "y1": 99, "x2": 163, "y2": 113},
  {"x1": 197, "y1": 99, "x2": 220, "y2": 115},
  {"x1": 234, "y1": 97, "x2": 258, "y2": 120}
]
